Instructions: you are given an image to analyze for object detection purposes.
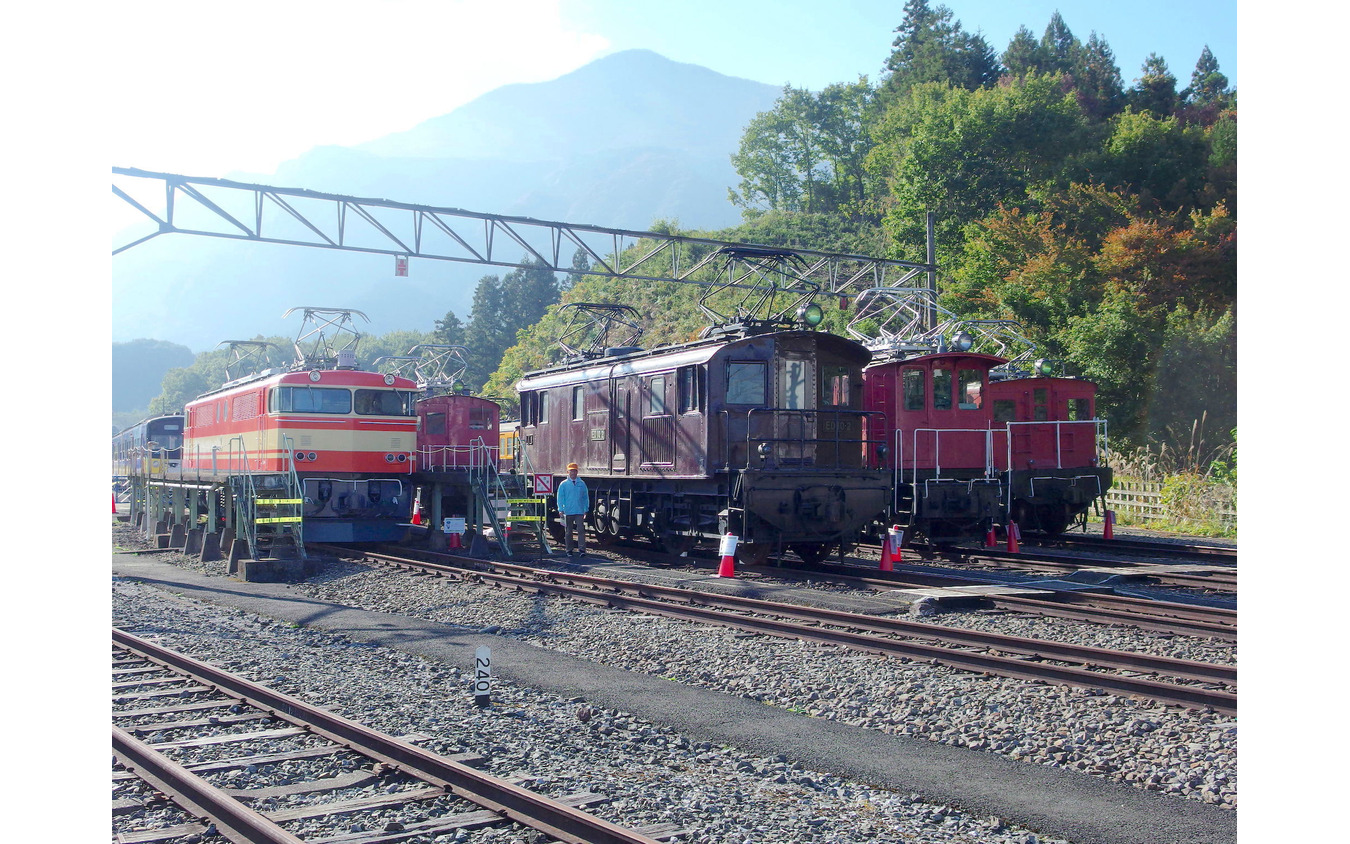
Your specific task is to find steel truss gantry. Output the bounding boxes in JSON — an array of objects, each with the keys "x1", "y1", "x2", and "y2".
[{"x1": 112, "y1": 167, "x2": 935, "y2": 298}]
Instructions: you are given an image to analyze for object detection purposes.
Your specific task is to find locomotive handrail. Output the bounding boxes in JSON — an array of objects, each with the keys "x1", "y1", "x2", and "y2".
[
  {"x1": 1002, "y1": 418, "x2": 1108, "y2": 472},
  {"x1": 900, "y1": 427, "x2": 998, "y2": 484},
  {"x1": 732, "y1": 407, "x2": 886, "y2": 471}
]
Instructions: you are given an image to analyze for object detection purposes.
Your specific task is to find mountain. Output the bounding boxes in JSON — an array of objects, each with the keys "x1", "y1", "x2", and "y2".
[{"x1": 111, "y1": 50, "x2": 780, "y2": 352}]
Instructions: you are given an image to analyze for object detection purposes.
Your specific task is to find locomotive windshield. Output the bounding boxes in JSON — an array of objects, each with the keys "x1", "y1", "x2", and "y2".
[
  {"x1": 726, "y1": 362, "x2": 766, "y2": 405},
  {"x1": 354, "y1": 389, "x2": 414, "y2": 416},
  {"x1": 271, "y1": 386, "x2": 352, "y2": 414},
  {"x1": 146, "y1": 419, "x2": 183, "y2": 455}
]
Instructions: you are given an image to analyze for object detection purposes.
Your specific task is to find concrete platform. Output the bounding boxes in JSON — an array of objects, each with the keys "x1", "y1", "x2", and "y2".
[{"x1": 110, "y1": 553, "x2": 1234, "y2": 844}]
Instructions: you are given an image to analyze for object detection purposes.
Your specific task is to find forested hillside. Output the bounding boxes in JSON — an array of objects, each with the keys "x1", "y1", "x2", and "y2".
[{"x1": 138, "y1": 3, "x2": 1235, "y2": 461}]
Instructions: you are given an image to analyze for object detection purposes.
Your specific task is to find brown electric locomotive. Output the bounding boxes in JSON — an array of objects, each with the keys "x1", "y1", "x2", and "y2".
[{"x1": 514, "y1": 328, "x2": 891, "y2": 563}]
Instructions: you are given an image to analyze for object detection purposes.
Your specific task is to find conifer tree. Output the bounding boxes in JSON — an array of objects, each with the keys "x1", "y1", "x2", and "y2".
[
  {"x1": 1128, "y1": 53, "x2": 1179, "y2": 117},
  {"x1": 880, "y1": 0, "x2": 1001, "y2": 101},
  {"x1": 1183, "y1": 46, "x2": 1231, "y2": 108},
  {"x1": 1001, "y1": 26, "x2": 1044, "y2": 77},
  {"x1": 1039, "y1": 11, "x2": 1081, "y2": 75},
  {"x1": 1075, "y1": 32, "x2": 1125, "y2": 120}
]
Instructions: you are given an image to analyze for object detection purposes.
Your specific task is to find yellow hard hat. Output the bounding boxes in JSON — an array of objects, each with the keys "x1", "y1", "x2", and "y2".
[{"x1": 566, "y1": 463, "x2": 579, "y2": 470}]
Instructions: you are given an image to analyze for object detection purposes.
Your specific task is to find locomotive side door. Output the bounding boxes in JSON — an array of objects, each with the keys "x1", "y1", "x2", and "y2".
[
  {"x1": 776, "y1": 354, "x2": 817, "y2": 464},
  {"x1": 610, "y1": 378, "x2": 634, "y2": 474}
]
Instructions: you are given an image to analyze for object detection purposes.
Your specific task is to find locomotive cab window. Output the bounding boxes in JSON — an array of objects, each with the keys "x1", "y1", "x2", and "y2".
[
  {"x1": 573, "y1": 386, "x2": 585, "y2": 421},
  {"x1": 993, "y1": 399, "x2": 1017, "y2": 424},
  {"x1": 1033, "y1": 387, "x2": 1049, "y2": 421},
  {"x1": 649, "y1": 376, "x2": 667, "y2": 416},
  {"x1": 780, "y1": 358, "x2": 811, "y2": 410},
  {"x1": 355, "y1": 389, "x2": 414, "y2": 416},
  {"x1": 933, "y1": 368, "x2": 953, "y2": 411},
  {"x1": 902, "y1": 369, "x2": 925, "y2": 411},
  {"x1": 678, "y1": 365, "x2": 705, "y2": 414},
  {"x1": 271, "y1": 386, "x2": 352, "y2": 414},
  {"x1": 822, "y1": 366, "x2": 851, "y2": 408},
  {"x1": 538, "y1": 391, "x2": 549, "y2": 424},
  {"x1": 726, "y1": 362, "x2": 766, "y2": 405},
  {"x1": 1067, "y1": 397, "x2": 1091, "y2": 420},
  {"x1": 957, "y1": 370, "x2": 983, "y2": 410},
  {"x1": 425, "y1": 412, "x2": 447, "y2": 436}
]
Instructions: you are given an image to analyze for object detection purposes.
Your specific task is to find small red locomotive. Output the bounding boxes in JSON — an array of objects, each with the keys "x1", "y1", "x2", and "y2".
[{"x1": 851, "y1": 288, "x2": 1112, "y2": 543}]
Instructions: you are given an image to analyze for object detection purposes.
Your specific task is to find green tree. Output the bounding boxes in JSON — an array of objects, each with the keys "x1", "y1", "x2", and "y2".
[
  {"x1": 1000, "y1": 26, "x2": 1044, "y2": 77},
  {"x1": 1077, "y1": 109, "x2": 1209, "y2": 212},
  {"x1": 1147, "y1": 306, "x2": 1236, "y2": 442},
  {"x1": 1039, "y1": 11, "x2": 1081, "y2": 76},
  {"x1": 1074, "y1": 32, "x2": 1125, "y2": 120},
  {"x1": 879, "y1": 0, "x2": 1002, "y2": 103},
  {"x1": 1127, "y1": 53, "x2": 1178, "y2": 117},
  {"x1": 869, "y1": 73, "x2": 1095, "y2": 256},
  {"x1": 432, "y1": 310, "x2": 465, "y2": 346},
  {"x1": 1182, "y1": 46, "x2": 1231, "y2": 109}
]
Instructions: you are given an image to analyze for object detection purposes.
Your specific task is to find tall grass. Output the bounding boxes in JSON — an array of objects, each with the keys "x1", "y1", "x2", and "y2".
[{"x1": 1108, "y1": 414, "x2": 1236, "y2": 537}]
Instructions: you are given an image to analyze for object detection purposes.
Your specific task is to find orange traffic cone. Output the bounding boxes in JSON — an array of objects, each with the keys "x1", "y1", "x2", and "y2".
[
  {"x1": 1103, "y1": 509, "x2": 1115, "y2": 540},
  {"x1": 112, "y1": 492, "x2": 118, "y2": 515},
  {"x1": 1006, "y1": 521, "x2": 1020, "y2": 553},
  {"x1": 448, "y1": 531, "x2": 462, "y2": 550},
  {"x1": 984, "y1": 524, "x2": 997, "y2": 548},
  {"x1": 878, "y1": 533, "x2": 892, "y2": 571},
  {"x1": 411, "y1": 498, "x2": 422, "y2": 526},
  {"x1": 890, "y1": 526, "x2": 905, "y2": 566},
  {"x1": 717, "y1": 533, "x2": 738, "y2": 578}
]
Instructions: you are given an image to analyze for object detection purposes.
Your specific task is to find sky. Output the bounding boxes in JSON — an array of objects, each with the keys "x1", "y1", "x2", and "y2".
[{"x1": 103, "y1": 0, "x2": 1240, "y2": 179}]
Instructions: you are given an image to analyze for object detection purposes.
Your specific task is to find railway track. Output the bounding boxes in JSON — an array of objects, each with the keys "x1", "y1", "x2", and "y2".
[
  {"x1": 112, "y1": 627, "x2": 675, "y2": 844},
  {"x1": 334, "y1": 545, "x2": 1236, "y2": 716},
  {"x1": 737, "y1": 557, "x2": 1238, "y2": 641},
  {"x1": 916, "y1": 544, "x2": 1238, "y2": 593}
]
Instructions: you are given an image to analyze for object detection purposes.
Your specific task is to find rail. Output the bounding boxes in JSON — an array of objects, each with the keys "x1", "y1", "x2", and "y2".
[{"x1": 113, "y1": 628, "x2": 661, "y2": 844}]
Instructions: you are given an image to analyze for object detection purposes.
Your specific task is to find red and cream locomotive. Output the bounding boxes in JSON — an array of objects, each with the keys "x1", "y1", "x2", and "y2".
[{"x1": 179, "y1": 309, "x2": 420, "y2": 543}]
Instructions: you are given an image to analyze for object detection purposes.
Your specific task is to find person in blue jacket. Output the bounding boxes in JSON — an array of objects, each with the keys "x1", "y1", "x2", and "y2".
[{"x1": 556, "y1": 462, "x2": 590, "y2": 556}]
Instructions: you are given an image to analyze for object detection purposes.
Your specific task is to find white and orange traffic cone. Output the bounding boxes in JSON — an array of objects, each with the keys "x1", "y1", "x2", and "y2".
[
  {"x1": 1103, "y1": 509, "x2": 1115, "y2": 540},
  {"x1": 881, "y1": 526, "x2": 903, "y2": 570},
  {"x1": 984, "y1": 524, "x2": 997, "y2": 548},
  {"x1": 717, "y1": 533, "x2": 738, "y2": 578},
  {"x1": 1006, "y1": 521, "x2": 1021, "y2": 553},
  {"x1": 411, "y1": 497, "x2": 422, "y2": 526}
]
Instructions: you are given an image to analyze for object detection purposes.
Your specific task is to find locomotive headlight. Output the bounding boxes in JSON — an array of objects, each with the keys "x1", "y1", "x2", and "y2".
[
  {"x1": 797, "y1": 303, "x2": 824, "y2": 327},
  {"x1": 384, "y1": 373, "x2": 396, "y2": 385},
  {"x1": 309, "y1": 370, "x2": 322, "y2": 382},
  {"x1": 1035, "y1": 358, "x2": 1055, "y2": 376},
  {"x1": 453, "y1": 380, "x2": 466, "y2": 394},
  {"x1": 757, "y1": 442, "x2": 773, "y2": 460},
  {"x1": 876, "y1": 444, "x2": 889, "y2": 460},
  {"x1": 952, "y1": 331, "x2": 974, "y2": 352}
]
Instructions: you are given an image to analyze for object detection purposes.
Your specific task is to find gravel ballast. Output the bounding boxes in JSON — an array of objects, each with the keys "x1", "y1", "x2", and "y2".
[{"x1": 111, "y1": 525, "x2": 1236, "y2": 843}]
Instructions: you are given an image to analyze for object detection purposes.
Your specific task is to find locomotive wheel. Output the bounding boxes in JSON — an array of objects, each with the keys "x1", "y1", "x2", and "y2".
[
  {"x1": 657, "y1": 532, "x2": 696, "y2": 556},
  {"x1": 590, "y1": 502, "x2": 618, "y2": 546},
  {"x1": 735, "y1": 542, "x2": 772, "y2": 566},
  {"x1": 790, "y1": 543, "x2": 831, "y2": 564}
]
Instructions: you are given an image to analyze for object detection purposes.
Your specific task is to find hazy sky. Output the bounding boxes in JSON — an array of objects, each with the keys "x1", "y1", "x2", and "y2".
[{"x1": 106, "y1": 0, "x2": 1239, "y2": 178}]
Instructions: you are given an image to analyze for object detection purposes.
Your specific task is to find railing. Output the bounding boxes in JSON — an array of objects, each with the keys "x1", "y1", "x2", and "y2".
[
  {"x1": 724, "y1": 408, "x2": 885, "y2": 471},
  {"x1": 418, "y1": 443, "x2": 498, "y2": 473},
  {"x1": 1002, "y1": 418, "x2": 1110, "y2": 471}
]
